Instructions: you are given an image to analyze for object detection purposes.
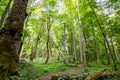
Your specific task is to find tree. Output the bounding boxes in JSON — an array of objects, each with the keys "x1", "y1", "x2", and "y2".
[
  {"x1": 44, "y1": 15, "x2": 52, "y2": 64},
  {"x1": 75, "y1": 0, "x2": 85, "y2": 64},
  {"x1": 0, "y1": 0, "x2": 28, "y2": 79}
]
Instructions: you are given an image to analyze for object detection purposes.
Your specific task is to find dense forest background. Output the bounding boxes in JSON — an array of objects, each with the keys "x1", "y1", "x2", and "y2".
[{"x1": 0, "y1": 0, "x2": 120, "y2": 80}]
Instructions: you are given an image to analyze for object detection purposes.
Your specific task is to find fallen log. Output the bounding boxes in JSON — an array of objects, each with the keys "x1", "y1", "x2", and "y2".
[
  {"x1": 51, "y1": 69, "x2": 106, "y2": 80},
  {"x1": 97, "y1": 71, "x2": 120, "y2": 80},
  {"x1": 51, "y1": 69, "x2": 120, "y2": 80},
  {"x1": 85, "y1": 69, "x2": 106, "y2": 80},
  {"x1": 102, "y1": 71, "x2": 120, "y2": 76}
]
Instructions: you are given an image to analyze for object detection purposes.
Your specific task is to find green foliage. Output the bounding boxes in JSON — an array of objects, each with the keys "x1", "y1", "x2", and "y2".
[
  {"x1": 87, "y1": 61, "x2": 106, "y2": 68},
  {"x1": 19, "y1": 60, "x2": 34, "y2": 80},
  {"x1": 18, "y1": 60, "x2": 75, "y2": 80},
  {"x1": 0, "y1": 0, "x2": 9, "y2": 17}
]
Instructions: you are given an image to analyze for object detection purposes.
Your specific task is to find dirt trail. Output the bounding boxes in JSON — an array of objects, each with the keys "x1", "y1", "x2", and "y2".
[{"x1": 36, "y1": 66, "x2": 85, "y2": 80}]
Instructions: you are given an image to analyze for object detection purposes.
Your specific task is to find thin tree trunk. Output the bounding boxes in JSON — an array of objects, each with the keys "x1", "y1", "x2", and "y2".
[
  {"x1": 62, "y1": 23, "x2": 68, "y2": 63},
  {"x1": 44, "y1": 38, "x2": 50, "y2": 64},
  {"x1": 63, "y1": 23, "x2": 67, "y2": 55},
  {"x1": 69, "y1": 0, "x2": 77, "y2": 63},
  {"x1": 75, "y1": 0, "x2": 84, "y2": 63},
  {"x1": 57, "y1": 51, "x2": 61, "y2": 61},
  {"x1": 116, "y1": 40, "x2": 120, "y2": 61},
  {"x1": 82, "y1": 31, "x2": 87, "y2": 68},
  {"x1": 0, "y1": 0, "x2": 12, "y2": 29},
  {"x1": 91, "y1": 23, "x2": 100, "y2": 62},
  {"x1": 52, "y1": 40, "x2": 70, "y2": 64},
  {"x1": 76, "y1": 0, "x2": 87, "y2": 68},
  {"x1": 30, "y1": 34, "x2": 41, "y2": 61},
  {"x1": 110, "y1": 38, "x2": 119, "y2": 64},
  {"x1": 45, "y1": 16, "x2": 51, "y2": 64},
  {"x1": 0, "y1": 0, "x2": 28, "y2": 79},
  {"x1": 104, "y1": 39, "x2": 110, "y2": 64}
]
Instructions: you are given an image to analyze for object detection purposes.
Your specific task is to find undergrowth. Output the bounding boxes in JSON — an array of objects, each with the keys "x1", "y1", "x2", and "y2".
[
  {"x1": 18, "y1": 60, "x2": 76, "y2": 80},
  {"x1": 12, "y1": 61, "x2": 120, "y2": 80}
]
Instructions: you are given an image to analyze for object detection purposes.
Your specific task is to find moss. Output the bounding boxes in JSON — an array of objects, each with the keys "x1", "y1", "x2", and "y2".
[{"x1": 0, "y1": 0, "x2": 28, "y2": 79}]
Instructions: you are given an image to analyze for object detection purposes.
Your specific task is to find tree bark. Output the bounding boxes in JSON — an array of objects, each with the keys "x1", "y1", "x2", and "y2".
[
  {"x1": 30, "y1": 32, "x2": 41, "y2": 61},
  {"x1": 103, "y1": 39, "x2": 110, "y2": 64},
  {"x1": 75, "y1": 0, "x2": 84, "y2": 63},
  {"x1": 18, "y1": 11, "x2": 32, "y2": 55},
  {"x1": 91, "y1": 23, "x2": 100, "y2": 62},
  {"x1": 110, "y1": 38, "x2": 119, "y2": 64},
  {"x1": 69, "y1": 0, "x2": 77, "y2": 63},
  {"x1": 0, "y1": 0, "x2": 28, "y2": 79},
  {"x1": 63, "y1": 23, "x2": 67, "y2": 56},
  {"x1": 45, "y1": 15, "x2": 51, "y2": 64}
]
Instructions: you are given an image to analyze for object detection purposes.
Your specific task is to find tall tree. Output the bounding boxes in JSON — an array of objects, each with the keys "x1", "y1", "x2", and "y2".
[
  {"x1": 75, "y1": 0, "x2": 85, "y2": 63},
  {"x1": 45, "y1": 15, "x2": 52, "y2": 64},
  {"x1": 0, "y1": 0, "x2": 28, "y2": 79}
]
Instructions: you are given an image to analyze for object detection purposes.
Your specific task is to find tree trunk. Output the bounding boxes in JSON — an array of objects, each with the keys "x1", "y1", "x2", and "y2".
[
  {"x1": 82, "y1": 31, "x2": 87, "y2": 68},
  {"x1": 18, "y1": 11, "x2": 32, "y2": 55},
  {"x1": 75, "y1": 0, "x2": 84, "y2": 63},
  {"x1": 103, "y1": 39, "x2": 110, "y2": 64},
  {"x1": 30, "y1": 44, "x2": 35, "y2": 61},
  {"x1": 62, "y1": 23, "x2": 68, "y2": 63},
  {"x1": 69, "y1": 0, "x2": 77, "y2": 63},
  {"x1": 52, "y1": 40, "x2": 70, "y2": 64},
  {"x1": 91, "y1": 23, "x2": 100, "y2": 62},
  {"x1": 0, "y1": 0, "x2": 12, "y2": 29},
  {"x1": 75, "y1": 0, "x2": 87, "y2": 67},
  {"x1": 45, "y1": 15, "x2": 51, "y2": 64},
  {"x1": 110, "y1": 38, "x2": 119, "y2": 64},
  {"x1": 63, "y1": 23, "x2": 67, "y2": 55},
  {"x1": 0, "y1": 0, "x2": 28, "y2": 79},
  {"x1": 30, "y1": 33, "x2": 41, "y2": 61}
]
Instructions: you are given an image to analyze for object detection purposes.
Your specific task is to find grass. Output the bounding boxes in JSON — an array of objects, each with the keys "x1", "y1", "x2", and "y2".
[{"x1": 19, "y1": 60, "x2": 77, "y2": 80}]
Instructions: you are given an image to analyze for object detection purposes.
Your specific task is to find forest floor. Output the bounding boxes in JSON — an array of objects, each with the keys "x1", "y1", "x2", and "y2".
[{"x1": 35, "y1": 66, "x2": 85, "y2": 80}]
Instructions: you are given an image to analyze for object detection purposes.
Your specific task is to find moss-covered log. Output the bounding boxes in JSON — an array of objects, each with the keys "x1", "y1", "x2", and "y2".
[
  {"x1": 97, "y1": 72, "x2": 120, "y2": 80},
  {"x1": 51, "y1": 69, "x2": 107, "y2": 80},
  {"x1": 51, "y1": 69, "x2": 120, "y2": 80},
  {"x1": 0, "y1": 0, "x2": 28, "y2": 80},
  {"x1": 85, "y1": 69, "x2": 106, "y2": 80}
]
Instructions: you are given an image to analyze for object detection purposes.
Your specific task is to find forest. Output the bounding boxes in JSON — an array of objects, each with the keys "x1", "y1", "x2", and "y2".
[{"x1": 0, "y1": 0, "x2": 120, "y2": 80}]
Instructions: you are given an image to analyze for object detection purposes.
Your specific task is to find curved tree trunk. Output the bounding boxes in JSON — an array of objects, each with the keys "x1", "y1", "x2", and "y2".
[{"x1": 0, "y1": 0, "x2": 28, "y2": 79}]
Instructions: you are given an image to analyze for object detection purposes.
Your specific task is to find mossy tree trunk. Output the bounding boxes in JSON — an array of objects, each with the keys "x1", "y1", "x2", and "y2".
[{"x1": 0, "y1": 0, "x2": 28, "y2": 80}]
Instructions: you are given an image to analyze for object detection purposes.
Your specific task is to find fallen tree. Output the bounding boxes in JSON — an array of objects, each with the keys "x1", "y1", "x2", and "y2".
[
  {"x1": 85, "y1": 69, "x2": 106, "y2": 80},
  {"x1": 97, "y1": 71, "x2": 120, "y2": 80},
  {"x1": 51, "y1": 69, "x2": 120, "y2": 80}
]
